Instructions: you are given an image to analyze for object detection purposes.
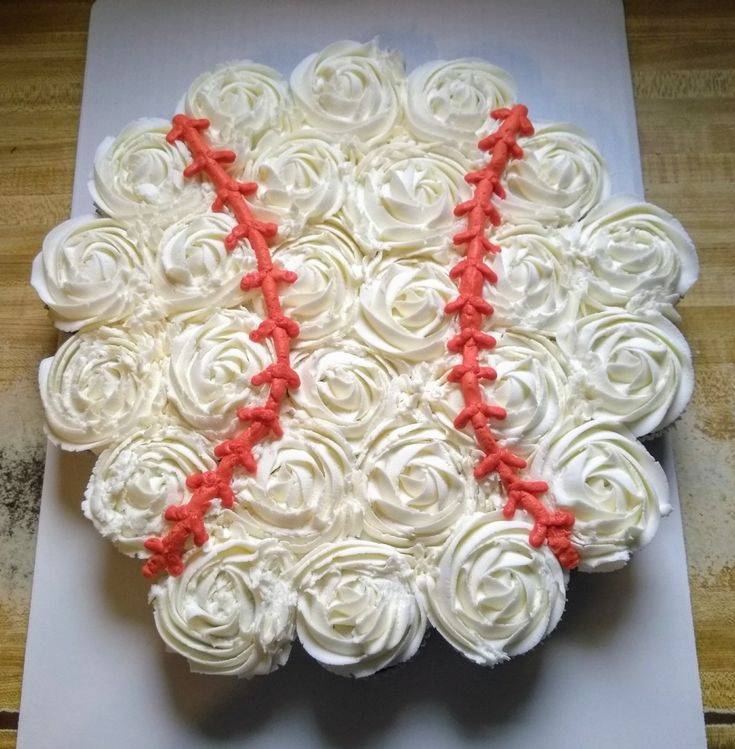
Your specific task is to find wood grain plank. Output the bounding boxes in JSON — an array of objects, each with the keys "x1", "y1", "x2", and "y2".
[
  {"x1": 707, "y1": 725, "x2": 735, "y2": 749},
  {"x1": 0, "y1": 730, "x2": 18, "y2": 749},
  {"x1": 0, "y1": 612, "x2": 27, "y2": 708}
]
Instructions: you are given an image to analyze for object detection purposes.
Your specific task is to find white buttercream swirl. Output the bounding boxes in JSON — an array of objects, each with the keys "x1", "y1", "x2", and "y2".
[
  {"x1": 31, "y1": 215, "x2": 148, "y2": 331},
  {"x1": 183, "y1": 61, "x2": 292, "y2": 152},
  {"x1": 405, "y1": 58, "x2": 516, "y2": 147},
  {"x1": 417, "y1": 511, "x2": 566, "y2": 665},
  {"x1": 558, "y1": 309, "x2": 694, "y2": 437},
  {"x1": 355, "y1": 259, "x2": 457, "y2": 363},
  {"x1": 426, "y1": 330, "x2": 571, "y2": 456},
  {"x1": 576, "y1": 194, "x2": 699, "y2": 310},
  {"x1": 150, "y1": 538, "x2": 296, "y2": 677},
  {"x1": 231, "y1": 418, "x2": 362, "y2": 554},
  {"x1": 39, "y1": 323, "x2": 165, "y2": 452},
  {"x1": 294, "y1": 540, "x2": 426, "y2": 677},
  {"x1": 489, "y1": 223, "x2": 583, "y2": 334},
  {"x1": 166, "y1": 309, "x2": 272, "y2": 437},
  {"x1": 149, "y1": 211, "x2": 255, "y2": 315},
  {"x1": 532, "y1": 420, "x2": 670, "y2": 572},
  {"x1": 356, "y1": 414, "x2": 477, "y2": 548},
  {"x1": 271, "y1": 222, "x2": 362, "y2": 348},
  {"x1": 83, "y1": 425, "x2": 216, "y2": 557},
  {"x1": 343, "y1": 137, "x2": 472, "y2": 254},
  {"x1": 499, "y1": 123, "x2": 610, "y2": 225},
  {"x1": 89, "y1": 118, "x2": 212, "y2": 228},
  {"x1": 289, "y1": 342, "x2": 400, "y2": 443},
  {"x1": 249, "y1": 129, "x2": 351, "y2": 229},
  {"x1": 290, "y1": 40, "x2": 404, "y2": 142}
]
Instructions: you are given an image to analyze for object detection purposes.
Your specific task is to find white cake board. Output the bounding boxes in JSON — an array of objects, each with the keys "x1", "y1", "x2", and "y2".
[{"x1": 18, "y1": 1, "x2": 706, "y2": 747}]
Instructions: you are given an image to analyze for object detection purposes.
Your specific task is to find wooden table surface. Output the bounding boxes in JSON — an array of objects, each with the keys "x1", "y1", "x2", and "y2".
[{"x1": 1, "y1": 2, "x2": 733, "y2": 747}]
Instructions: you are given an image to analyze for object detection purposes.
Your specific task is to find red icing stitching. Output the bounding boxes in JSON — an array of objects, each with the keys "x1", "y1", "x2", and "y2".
[
  {"x1": 142, "y1": 115, "x2": 300, "y2": 578},
  {"x1": 447, "y1": 105, "x2": 579, "y2": 570}
]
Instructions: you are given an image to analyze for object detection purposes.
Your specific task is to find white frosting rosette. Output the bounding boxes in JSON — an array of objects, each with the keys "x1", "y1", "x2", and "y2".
[
  {"x1": 405, "y1": 58, "x2": 516, "y2": 147},
  {"x1": 289, "y1": 342, "x2": 400, "y2": 444},
  {"x1": 489, "y1": 223, "x2": 583, "y2": 334},
  {"x1": 576, "y1": 194, "x2": 699, "y2": 311},
  {"x1": 356, "y1": 415, "x2": 477, "y2": 549},
  {"x1": 231, "y1": 418, "x2": 362, "y2": 555},
  {"x1": 489, "y1": 333, "x2": 572, "y2": 451},
  {"x1": 343, "y1": 137, "x2": 472, "y2": 254},
  {"x1": 294, "y1": 540, "x2": 426, "y2": 677},
  {"x1": 89, "y1": 118, "x2": 212, "y2": 229},
  {"x1": 31, "y1": 215, "x2": 148, "y2": 331},
  {"x1": 500, "y1": 123, "x2": 610, "y2": 225},
  {"x1": 532, "y1": 420, "x2": 670, "y2": 572},
  {"x1": 558, "y1": 309, "x2": 694, "y2": 437},
  {"x1": 150, "y1": 537, "x2": 297, "y2": 677},
  {"x1": 183, "y1": 60, "x2": 293, "y2": 152},
  {"x1": 426, "y1": 330, "x2": 571, "y2": 456},
  {"x1": 39, "y1": 323, "x2": 165, "y2": 452},
  {"x1": 290, "y1": 39, "x2": 404, "y2": 143},
  {"x1": 83, "y1": 425, "x2": 216, "y2": 557},
  {"x1": 270, "y1": 222, "x2": 362, "y2": 348},
  {"x1": 249, "y1": 129, "x2": 351, "y2": 229},
  {"x1": 148, "y1": 211, "x2": 255, "y2": 315},
  {"x1": 355, "y1": 259, "x2": 457, "y2": 363},
  {"x1": 417, "y1": 511, "x2": 567, "y2": 665},
  {"x1": 165, "y1": 308, "x2": 272, "y2": 436}
]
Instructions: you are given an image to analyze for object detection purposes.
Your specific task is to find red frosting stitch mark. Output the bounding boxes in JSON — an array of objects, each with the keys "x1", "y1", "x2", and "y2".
[
  {"x1": 142, "y1": 115, "x2": 300, "y2": 578},
  {"x1": 447, "y1": 105, "x2": 579, "y2": 570}
]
